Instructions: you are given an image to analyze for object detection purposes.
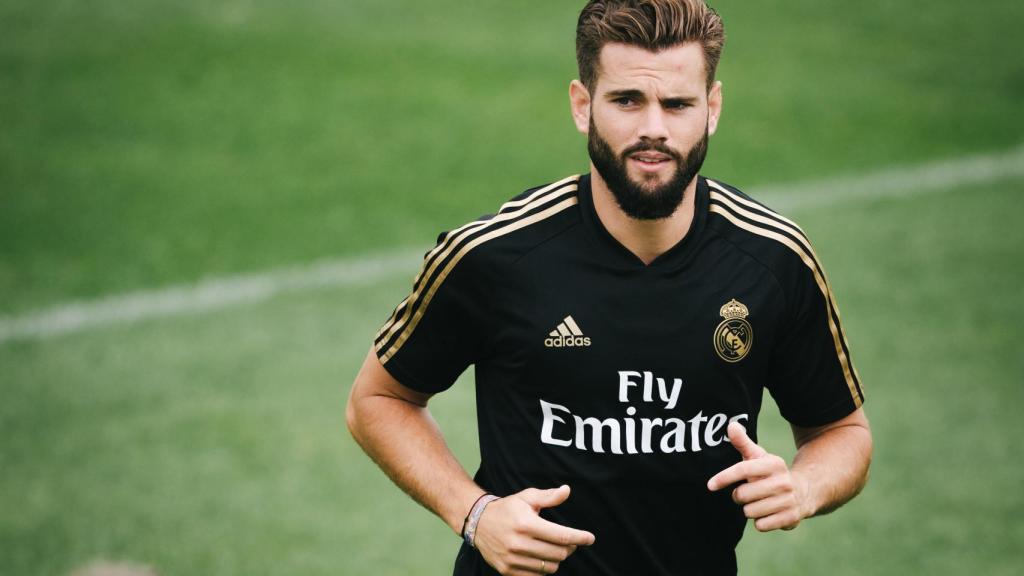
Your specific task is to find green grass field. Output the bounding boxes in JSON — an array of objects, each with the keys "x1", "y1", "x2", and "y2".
[{"x1": 2, "y1": 1, "x2": 1023, "y2": 574}]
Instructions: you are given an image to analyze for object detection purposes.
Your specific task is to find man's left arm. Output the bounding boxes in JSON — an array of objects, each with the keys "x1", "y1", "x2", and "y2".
[{"x1": 707, "y1": 407, "x2": 872, "y2": 532}]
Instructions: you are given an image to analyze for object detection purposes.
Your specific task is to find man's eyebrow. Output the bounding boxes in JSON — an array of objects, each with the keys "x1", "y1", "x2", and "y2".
[
  {"x1": 604, "y1": 89, "x2": 646, "y2": 100},
  {"x1": 660, "y1": 96, "x2": 698, "y2": 107}
]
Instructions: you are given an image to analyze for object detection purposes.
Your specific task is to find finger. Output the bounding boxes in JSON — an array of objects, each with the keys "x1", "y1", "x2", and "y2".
[
  {"x1": 518, "y1": 484, "x2": 571, "y2": 511},
  {"x1": 707, "y1": 458, "x2": 779, "y2": 491},
  {"x1": 529, "y1": 517, "x2": 596, "y2": 547},
  {"x1": 742, "y1": 493, "x2": 794, "y2": 520},
  {"x1": 508, "y1": 555, "x2": 560, "y2": 575},
  {"x1": 753, "y1": 509, "x2": 802, "y2": 532},
  {"x1": 511, "y1": 538, "x2": 574, "y2": 563},
  {"x1": 731, "y1": 475, "x2": 791, "y2": 504},
  {"x1": 507, "y1": 567, "x2": 546, "y2": 576},
  {"x1": 727, "y1": 421, "x2": 767, "y2": 460}
]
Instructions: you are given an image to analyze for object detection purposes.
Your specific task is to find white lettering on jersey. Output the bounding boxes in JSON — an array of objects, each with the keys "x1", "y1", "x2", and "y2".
[
  {"x1": 617, "y1": 370, "x2": 682, "y2": 410},
  {"x1": 540, "y1": 401, "x2": 749, "y2": 455},
  {"x1": 539, "y1": 370, "x2": 750, "y2": 455},
  {"x1": 540, "y1": 400, "x2": 573, "y2": 447}
]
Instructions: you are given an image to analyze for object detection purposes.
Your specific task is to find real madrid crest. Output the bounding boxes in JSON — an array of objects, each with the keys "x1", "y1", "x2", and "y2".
[{"x1": 714, "y1": 299, "x2": 753, "y2": 363}]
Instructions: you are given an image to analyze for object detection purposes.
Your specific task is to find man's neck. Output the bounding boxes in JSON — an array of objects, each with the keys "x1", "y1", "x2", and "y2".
[{"x1": 590, "y1": 168, "x2": 699, "y2": 265}]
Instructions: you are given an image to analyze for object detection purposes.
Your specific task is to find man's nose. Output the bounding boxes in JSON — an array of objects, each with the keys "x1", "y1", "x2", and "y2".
[{"x1": 637, "y1": 106, "x2": 669, "y2": 141}]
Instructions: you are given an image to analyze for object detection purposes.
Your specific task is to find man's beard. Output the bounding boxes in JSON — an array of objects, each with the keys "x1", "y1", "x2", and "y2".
[{"x1": 587, "y1": 118, "x2": 709, "y2": 220}]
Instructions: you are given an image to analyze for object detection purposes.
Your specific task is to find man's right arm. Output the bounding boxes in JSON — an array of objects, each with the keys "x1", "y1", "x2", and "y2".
[
  {"x1": 346, "y1": 346, "x2": 595, "y2": 575},
  {"x1": 346, "y1": 346, "x2": 484, "y2": 536}
]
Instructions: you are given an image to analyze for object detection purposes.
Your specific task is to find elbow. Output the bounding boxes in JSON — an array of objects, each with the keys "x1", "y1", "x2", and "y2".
[
  {"x1": 345, "y1": 386, "x2": 363, "y2": 443},
  {"x1": 848, "y1": 425, "x2": 874, "y2": 501},
  {"x1": 859, "y1": 432, "x2": 874, "y2": 491}
]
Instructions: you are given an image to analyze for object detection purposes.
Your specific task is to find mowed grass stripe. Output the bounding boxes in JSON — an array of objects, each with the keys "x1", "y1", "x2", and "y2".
[{"x1": 2, "y1": 143, "x2": 1023, "y2": 344}]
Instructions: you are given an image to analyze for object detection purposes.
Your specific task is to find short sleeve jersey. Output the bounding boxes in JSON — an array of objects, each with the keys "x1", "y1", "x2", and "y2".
[{"x1": 374, "y1": 174, "x2": 865, "y2": 576}]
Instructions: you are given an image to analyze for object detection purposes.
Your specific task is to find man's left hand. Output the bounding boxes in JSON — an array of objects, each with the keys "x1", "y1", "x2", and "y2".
[{"x1": 706, "y1": 422, "x2": 811, "y2": 532}]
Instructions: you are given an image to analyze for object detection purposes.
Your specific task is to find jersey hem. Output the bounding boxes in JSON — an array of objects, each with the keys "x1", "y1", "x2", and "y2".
[{"x1": 782, "y1": 397, "x2": 863, "y2": 428}]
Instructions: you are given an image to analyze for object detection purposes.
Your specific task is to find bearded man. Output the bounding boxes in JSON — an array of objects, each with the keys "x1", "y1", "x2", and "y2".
[{"x1": 347, "y1": 1, "x2": 872, "y2": 574}]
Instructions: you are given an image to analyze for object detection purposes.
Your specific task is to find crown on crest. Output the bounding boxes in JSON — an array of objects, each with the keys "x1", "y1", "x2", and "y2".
[{"x1": 719, "y1": 299, "x2": 749, "y2": 319}]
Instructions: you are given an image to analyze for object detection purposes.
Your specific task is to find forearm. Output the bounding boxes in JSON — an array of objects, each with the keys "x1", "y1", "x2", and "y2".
[
  {"x1": 791, "y1": 421, "x2": 873, "y2": 518},
  {"x1": 347, "y1": 389, "x2": 484, "y2": 536}
]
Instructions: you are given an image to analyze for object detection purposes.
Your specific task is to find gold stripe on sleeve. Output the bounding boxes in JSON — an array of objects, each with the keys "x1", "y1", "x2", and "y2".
[
  {"x1": 375, "y1": 178, "x2": 579, "y2": 350},
  {"x1": 708, "y1": 201, "x2": 863, "y2": 406},
  {"x1": 379, "y1": 196, "x2": 579, "y2": 363},
  {"x1": 375, "y1": 296, "x2": 408, "y2": 341}
]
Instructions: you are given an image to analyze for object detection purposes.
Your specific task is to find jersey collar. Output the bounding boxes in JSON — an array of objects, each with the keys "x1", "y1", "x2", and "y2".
[{"x1": 577, "y1": 173, "x2": 710, "y2": 272}]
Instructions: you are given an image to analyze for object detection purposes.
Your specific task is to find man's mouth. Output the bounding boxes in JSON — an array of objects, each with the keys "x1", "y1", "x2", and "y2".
[{"x1": 629, "y1": 152, "x2": 673, "y2": 169}]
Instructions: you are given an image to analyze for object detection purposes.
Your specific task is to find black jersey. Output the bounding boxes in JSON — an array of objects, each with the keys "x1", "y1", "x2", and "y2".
[{"x1": 374, "y1": 174, "x2": 864, "y2": 576}]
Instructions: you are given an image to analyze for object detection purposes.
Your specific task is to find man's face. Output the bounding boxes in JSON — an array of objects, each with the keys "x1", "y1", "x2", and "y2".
[
  {"x1": 571, "y1": 42, "x2": 722, "y2": 220},
  {"x1": 587, "y1": 114, "x2": 708, "y2": 220}
]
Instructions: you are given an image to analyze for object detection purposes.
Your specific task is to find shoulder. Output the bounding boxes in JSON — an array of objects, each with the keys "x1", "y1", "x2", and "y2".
[
  {"x1": 432, "y1": 174, "x2": 584, "y2": 273},
  {"x1": 704, "y1": 177, "x2": 821, "y2": 281},
  {"x1": 373, "y1": 176, "x2": 581, "y2": 365}
]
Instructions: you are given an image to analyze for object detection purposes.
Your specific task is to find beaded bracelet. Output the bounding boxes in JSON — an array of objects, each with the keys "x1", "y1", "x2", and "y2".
[{"x1": 462, "y1": 494, "x2": 501, "y2": 548}]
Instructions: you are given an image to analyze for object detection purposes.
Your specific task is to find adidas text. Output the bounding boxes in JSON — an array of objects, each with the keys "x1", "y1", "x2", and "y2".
[{"x1": 544, "y1": 335, "x2": 592, "y2": 348}]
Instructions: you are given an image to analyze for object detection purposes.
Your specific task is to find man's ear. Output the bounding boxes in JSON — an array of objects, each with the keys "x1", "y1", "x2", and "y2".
[
  {"x1": 569, "y1": 79, "x2": 592, "y2": 135},
  {"x1": 707, "y1": 80, "x2": 723, "y2": 136}
]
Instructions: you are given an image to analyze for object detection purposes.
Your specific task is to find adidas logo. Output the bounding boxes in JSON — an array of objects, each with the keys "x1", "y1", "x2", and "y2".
[{"x1": 544, "y1": 315, "x2": 592, "y2": 348}]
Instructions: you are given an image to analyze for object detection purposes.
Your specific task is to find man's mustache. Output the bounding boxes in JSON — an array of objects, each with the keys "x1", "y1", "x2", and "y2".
[{"x1": 621, "y1": 140, "x2": 682, "y2": 160}]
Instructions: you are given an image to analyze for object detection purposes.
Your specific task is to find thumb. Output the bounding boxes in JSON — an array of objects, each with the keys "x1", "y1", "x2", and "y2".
[
  {"x1": 727, "y1": 421, "x2": 767, "y2": 460},
  {"x1": 518, "y1": 485, "x2": 572, "y2": 510}
]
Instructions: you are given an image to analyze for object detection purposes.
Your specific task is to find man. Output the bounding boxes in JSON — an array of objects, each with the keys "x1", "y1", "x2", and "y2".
[{"x1": 346, "y1": 1, "x2": 872, "y2": 574}]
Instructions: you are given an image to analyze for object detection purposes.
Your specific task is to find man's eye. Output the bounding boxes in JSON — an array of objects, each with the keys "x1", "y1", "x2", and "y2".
[{"x1": 614, "y1": 97, "x2": 635, "y2": 106}]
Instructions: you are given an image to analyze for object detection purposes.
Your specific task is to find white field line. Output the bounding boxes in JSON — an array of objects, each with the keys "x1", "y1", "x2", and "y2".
[
  {"x1": 0, "y1": 248, "x2": 426, "y2": 343},
  {"x1": 2, "y1": 144, "x2": 1023, "y2": 344},
  {"x1": 757, "y1": 143, "x2": 1024, "y2": 212}
]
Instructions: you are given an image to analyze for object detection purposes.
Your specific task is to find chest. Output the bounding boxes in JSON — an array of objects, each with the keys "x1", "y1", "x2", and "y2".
[{"x1": 482, "y1": 238, "x2": 786, "y2": 416}]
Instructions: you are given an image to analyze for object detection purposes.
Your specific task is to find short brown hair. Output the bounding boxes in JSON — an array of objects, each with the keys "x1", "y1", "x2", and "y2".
[{"x1": 576, "y1": 0, "x2": 725, "y2": 90}]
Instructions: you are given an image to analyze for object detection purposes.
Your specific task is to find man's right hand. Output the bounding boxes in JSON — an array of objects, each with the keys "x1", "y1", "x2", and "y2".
[{"x1": 473, "y1": 485, "x2": 595, "y2": 575}]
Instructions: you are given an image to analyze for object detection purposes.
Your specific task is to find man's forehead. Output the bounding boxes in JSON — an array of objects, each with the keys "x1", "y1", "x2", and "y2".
[{"x1": 594, "y1": 42, "x2": 707, "y2": 93}]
